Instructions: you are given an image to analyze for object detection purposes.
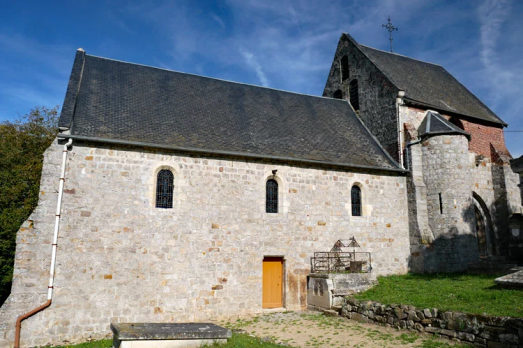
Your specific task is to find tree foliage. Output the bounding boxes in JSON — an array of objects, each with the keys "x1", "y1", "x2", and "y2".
[{"x1": 0, "y1": 106, "x2": 59, "y2": 305}]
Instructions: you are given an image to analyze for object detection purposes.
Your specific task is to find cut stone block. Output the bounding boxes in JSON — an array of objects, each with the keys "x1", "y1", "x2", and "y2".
[
  {"x1": 495, "y1": 270, "x2": 523, "y2": 289},
  {"x1": 111, "y1": 323, "x2": 232, "y2": 348}
]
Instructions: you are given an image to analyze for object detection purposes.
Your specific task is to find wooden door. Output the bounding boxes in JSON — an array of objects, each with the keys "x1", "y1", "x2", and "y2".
[{"x1": 262, "y1": 257, "x2": 283, "y2": 308}]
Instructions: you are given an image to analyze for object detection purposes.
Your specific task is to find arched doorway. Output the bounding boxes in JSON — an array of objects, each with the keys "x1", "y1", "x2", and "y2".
[
  {"x1": 473, "y1": 192, "x2": 494, "y2": 256},
  {"x1": 474, "y1": 205, "x2": 487, "y2": 255}
]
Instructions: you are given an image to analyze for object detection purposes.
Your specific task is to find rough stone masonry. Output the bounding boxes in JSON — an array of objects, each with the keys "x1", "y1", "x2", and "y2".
[{"x1": 0, "y1": 139, "x2": 410, "y2": 347}]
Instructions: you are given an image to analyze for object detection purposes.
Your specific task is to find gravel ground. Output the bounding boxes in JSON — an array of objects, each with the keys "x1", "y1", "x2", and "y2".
[{"x1": 221, "y1": 310, "x2": 466, "y2": 348}]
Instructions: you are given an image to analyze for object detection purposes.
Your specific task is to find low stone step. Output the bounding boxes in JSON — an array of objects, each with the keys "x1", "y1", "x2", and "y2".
[
  {"x1": 495, "y1": 270, "x2": 523, "y2": 289},
  {"x1": 111, "y1": 323, "x2": 232, "y2": 348}
]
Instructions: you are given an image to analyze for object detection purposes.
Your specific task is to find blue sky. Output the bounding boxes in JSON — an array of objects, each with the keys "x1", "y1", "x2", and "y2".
[{"x1": 1, "y1": 0, "x2": 522, "y2": 156}]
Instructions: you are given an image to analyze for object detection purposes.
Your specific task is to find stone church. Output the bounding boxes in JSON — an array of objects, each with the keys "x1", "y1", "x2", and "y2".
[{"x1": 1, "y1": 32, "x2": 521, "y2": 347}]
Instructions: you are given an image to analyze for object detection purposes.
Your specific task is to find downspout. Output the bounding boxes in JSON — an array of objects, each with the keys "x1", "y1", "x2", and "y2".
[
  {"x1": 14, "y1": 138, "x2": 73, "y2": 348},
  {"x1": 396, "y1": 90, "x2": 405, "y2": 169},
  {"x1": 404, "y1": 139, "x2": 422, "y2": 172}
]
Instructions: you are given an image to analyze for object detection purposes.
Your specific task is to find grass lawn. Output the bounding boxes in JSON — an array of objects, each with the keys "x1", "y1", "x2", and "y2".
[
  {"x1": 44, "y1": 334, "x2": 290, "y2": 348},
  {"x1": 354, "y1": 273, "x2": 523, "y2": 318},
  {"x1": 47, "y1": 331, "x2": 468, "y2": 348}
]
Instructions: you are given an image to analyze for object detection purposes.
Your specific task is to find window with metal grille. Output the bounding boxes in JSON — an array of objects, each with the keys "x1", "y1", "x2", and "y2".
[
  {"x1": 349, "y1": 79, "x2": 359, "y2": 111},
  {"x1": 266, "y1": 179, "x2": 278, "y2": 213},
  {"x1": 341, "y1": 55, "x2": 349, "y2": 81},
  {"x1": 156, "y1": 169, "x2": 174, "y2": 209},
  {"x1": 351, "y1": 185, "x2": 361, "y2": 216}
]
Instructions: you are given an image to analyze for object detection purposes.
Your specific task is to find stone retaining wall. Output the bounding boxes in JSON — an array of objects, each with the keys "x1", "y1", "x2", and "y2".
[{"x1": 341, "y1": 297, "x2": 523, "y2": 347}]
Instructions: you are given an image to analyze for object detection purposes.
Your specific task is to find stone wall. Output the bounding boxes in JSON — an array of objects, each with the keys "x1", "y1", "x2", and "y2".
[
  {"x1": 322, "y1": 35, "x2": 400, "y2": 161},
  {"x1": 0, "y1": 139, "x2": 410, "y2": 347},
  {"x1": 421, "y1": 135, "x2": 477, "y2": 272},
  {"x1": 402, "y1": 106, "x2": 522, "y2": 269},
  {"x1": 341, "y1": 297, "x2": 523, "y2": 347}
]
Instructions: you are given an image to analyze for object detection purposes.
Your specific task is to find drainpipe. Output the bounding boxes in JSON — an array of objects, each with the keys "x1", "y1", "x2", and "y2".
[
  {"x1": 14, "y1": 138, "x2": 73, "y2": 348},
  {"x1": 396, "y1": 90, "x2": 405, "y2": 169},
  {"x1": 404, "y1": 139, "x2": 422, "y2": 172}
]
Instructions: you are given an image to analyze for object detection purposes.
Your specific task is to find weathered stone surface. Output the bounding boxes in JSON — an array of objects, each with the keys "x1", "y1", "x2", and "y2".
[
  {"x1": 0, "y1": 140, "x2": 412, "y2": 347},
  {"x1": 425, "y1": 327, "x2": 442, "y2": 334},
  {"x1": 111, "y1": 323, "x2": 231, "y2": 340},
  {"x1": 495, "y1": 271, "x2": 523, "y2": 289},
  {"x1": 499, "y1": 333, "x2": 518, "y2": 344},
  {"x1": 441, "y1": 329, "x2": 457, "y2": 338},
  {"x1": 351, "y1": 313, "x2": 368, "y2": 323},
  {"x1": 394, "y1": 307, "x2": 407, "y2": 319},
  {"x1": 340, "y1": 297, "x2": 523, "y2": 348}
]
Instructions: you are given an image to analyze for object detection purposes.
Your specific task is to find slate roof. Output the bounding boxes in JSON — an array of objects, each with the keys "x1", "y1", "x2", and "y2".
[
  {"x1": 348, "y1": 35, "x2": 506, "y2": 126},
  {"x1": 418, "y1": 111, "x2": 470, "y2": 139},
  {"x1": 58, "y1": 49, "x2": 402, "y2": 172},
  {"x1": 511, "y1": 156, "x2": 523, "y2": 173}
]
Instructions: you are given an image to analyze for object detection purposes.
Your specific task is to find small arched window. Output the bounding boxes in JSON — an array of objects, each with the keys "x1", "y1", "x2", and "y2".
[
  {"x1": 333, "y1": 89, "x2": 343, "y2": 99},
  {"x1": 266, "y1": 179, "x2": 278, "y2": 213},
  {"x1": 156, "y1": 169, "x2": 174, "y2": 209},
  {"x1": 341, "y1": 55, "x2": 349, "y2": 81},
  {"x1": 351, "y1": 185, "x2": 361, "y2": 216},
  {"x1": 349, "y1": 79, "x2": 359, "y2": 111}
]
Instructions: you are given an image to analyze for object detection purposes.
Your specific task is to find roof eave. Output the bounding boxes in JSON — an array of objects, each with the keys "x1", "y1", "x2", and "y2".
[
  {"x1": 57, "y1": 134, "x2": 408, "y2": 174},
  {"x1": 403, "y1": 97, "x2": 507, "y2": 127}
]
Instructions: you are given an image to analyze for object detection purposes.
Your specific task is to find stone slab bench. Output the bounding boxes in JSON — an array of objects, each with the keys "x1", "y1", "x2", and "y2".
[
  {"x1": 495, "y1": 269, "x2": 523, "y2": 289},
  {"x1": 111, "y1": 323, "x2": 232, "y2": 348}
]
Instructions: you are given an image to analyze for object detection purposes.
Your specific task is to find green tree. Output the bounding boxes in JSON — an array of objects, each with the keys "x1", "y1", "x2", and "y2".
[{"x1": 0, "y1": 106, "x2": 59, "y2": 305}]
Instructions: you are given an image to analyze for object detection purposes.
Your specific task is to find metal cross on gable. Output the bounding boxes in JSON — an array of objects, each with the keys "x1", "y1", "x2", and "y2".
[{"x1": 382, "y1": 16, "x2": 398, "y2": 53}]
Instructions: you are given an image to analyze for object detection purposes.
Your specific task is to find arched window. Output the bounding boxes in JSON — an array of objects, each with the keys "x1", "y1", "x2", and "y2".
[
  {"x1": 333, "y1": 89, "x2": 343, "y2": 99},
  {"x1": 156, "y1": 169, "x2": 174, "y2": 208},
  {"x1": 449, "y1": 116, "x2": 464, "y2": 130},
  {"x1": 266, "y1": 179, "x2": 278, "y2": 213},
  {"x1": 349, "y1": 79, "x2": 359, "y2": 111},
  {"x1": 341, "y1": 55, "x2": 349, "y2": 81},
  {"x1": 351, "y1": 185, "x2": 361, "y2": 216}
]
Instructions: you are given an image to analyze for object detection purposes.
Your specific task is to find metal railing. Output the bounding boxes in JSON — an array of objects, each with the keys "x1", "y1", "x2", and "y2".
[{"x1": 310, "y1": 251, "x2": 372, "y2": 273}]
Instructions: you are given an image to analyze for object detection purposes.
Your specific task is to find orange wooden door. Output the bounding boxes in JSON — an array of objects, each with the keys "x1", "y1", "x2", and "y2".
[{"x1": 262, "y1": 257, "x2": 283, "y2": 308}]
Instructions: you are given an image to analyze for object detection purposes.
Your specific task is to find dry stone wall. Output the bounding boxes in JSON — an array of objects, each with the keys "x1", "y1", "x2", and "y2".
[
  {"x1": 341, "y1": 297, "x2": 523, "y2": 347},
  {"x1": 0, "y1": 139, "x2": 410, "y2": 347}
]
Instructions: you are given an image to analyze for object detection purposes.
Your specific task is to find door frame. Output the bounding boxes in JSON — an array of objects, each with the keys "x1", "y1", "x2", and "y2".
[{"x1": 262, "y1": 256, "x2": 285, "y2": 309}]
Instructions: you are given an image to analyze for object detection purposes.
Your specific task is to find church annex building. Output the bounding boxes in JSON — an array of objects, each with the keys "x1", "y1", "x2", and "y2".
[{"x1": 1, "y1": 33, "x2": 521, "y2": 347}]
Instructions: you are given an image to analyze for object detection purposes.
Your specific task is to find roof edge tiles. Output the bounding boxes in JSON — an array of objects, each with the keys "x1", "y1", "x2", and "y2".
[
  {"x1": 403, "y1": 98, "x2": 507, "y2": 127},
  {"x1": 57, "y1": 134, "x2": 408, "y2": 174},
  {"x1": 58, "y1": 50, "x2": 403, "y2": 173},
  {"x1": 346, "y1": 34, "x2": 506, "y2": 127},
  {"x1": 58, "y1": 48, "x2": 86, "y2": 129},
  {"x1": 83, "y1": 53, "x2": 349, "y2": 102}
]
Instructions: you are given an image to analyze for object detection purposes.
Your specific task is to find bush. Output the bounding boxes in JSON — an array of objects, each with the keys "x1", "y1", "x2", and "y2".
[{"x1": 0, "y1": 106, "x2": 59, "y2": 305}]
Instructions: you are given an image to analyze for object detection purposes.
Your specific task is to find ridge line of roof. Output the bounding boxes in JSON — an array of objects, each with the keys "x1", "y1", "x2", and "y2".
[
  {"x1": 57, "y1": 133, "x2": 408, "y2": 174},
  {"x1": 85, "y1": 53, "x2": 344, "y2": 102},
  {"x1": 359, "y1": 45, "x2": 443, "y2": 67}
]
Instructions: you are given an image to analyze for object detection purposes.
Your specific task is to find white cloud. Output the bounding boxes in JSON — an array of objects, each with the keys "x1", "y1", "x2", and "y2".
[
  {"x1": 478, "y1": 0, "x2": 513, "y2": 106},
  {"x1": 212, "y1": 14, "x2": 226, "y2": 29},
  {"x1": 239, "y1": 48, "x2": 270, "y2": 87}
]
